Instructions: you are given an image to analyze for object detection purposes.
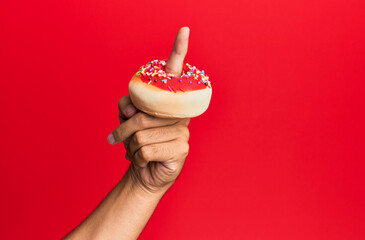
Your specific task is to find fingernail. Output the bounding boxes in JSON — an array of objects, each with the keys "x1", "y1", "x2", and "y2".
[
  {"x1": 107, "y1": 133, "x2": 115, "y2": 144},
  {"x1": 123, "y1": 104, "x2": 137, "y2": 117}
]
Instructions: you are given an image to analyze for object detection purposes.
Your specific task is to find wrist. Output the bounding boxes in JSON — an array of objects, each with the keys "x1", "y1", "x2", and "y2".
[{"x1": 124, "y1": 166, "x2": 173, "y2": 199}]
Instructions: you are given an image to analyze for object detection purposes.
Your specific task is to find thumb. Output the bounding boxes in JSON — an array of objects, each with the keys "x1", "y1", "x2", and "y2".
[{"x1": 165, "y1": 27, "x2": 190, "y2": 76}]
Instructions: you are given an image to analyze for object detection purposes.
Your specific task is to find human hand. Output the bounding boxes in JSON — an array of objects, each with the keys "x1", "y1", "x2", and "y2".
[
  {"x1": 108, "y1": 95, "x2": 190, "y2": 193},
  {"x1": 108, "y1": 27, "x2": 191, "y2": 193}
]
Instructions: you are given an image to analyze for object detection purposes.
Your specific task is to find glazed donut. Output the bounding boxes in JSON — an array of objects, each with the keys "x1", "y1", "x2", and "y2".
[{"x1": 129, "y1": 59, "x2": 212, "y2": 118}]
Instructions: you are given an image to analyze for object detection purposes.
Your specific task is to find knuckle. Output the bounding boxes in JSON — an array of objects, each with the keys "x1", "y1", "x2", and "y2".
[
  {"x1": 135, "y1": 113, "x2": 149, "y2": 129},
  {"x1": 181, "y1": 142, "x2": 190, "y2": 157},
  {"x1": 182, "y1": 127, "x2": 190, "y2": 140},
  {"x1": 173, "y1": 48, "x2": 186, "y2": 56},
  {"x1": 177, "y1": 125, "x2": 190, "y2": 141},
  {"x1": 139, "y1": 146, "x2": 153, "y2": 162},
  {"x1": 113, "y1": 128, "x2": 122, "y2": 142},
  {"x1": 133, "y1": 131, "x2": 145, "y2": 146},
  {"x1": 134, "y1": 158, "x2": 147, "y2": 168}
]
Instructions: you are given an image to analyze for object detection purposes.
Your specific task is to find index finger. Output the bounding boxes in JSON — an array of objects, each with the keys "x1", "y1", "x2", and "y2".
[{"x1": 108, "y1": 112, "x2": 180, "y2": 145}]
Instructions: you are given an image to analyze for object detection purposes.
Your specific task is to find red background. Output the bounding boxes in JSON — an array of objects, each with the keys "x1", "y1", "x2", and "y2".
[{"x1": 1, "y1": 0, "x2": 364, "y2": 239}]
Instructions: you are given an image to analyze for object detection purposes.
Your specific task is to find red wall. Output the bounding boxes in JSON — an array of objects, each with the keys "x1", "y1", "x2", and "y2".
[{"x1": 1, "y1": 0, "x2": 364, "y2": 239}]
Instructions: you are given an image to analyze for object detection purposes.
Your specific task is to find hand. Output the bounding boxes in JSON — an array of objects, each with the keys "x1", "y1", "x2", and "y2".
[
  {"x1": 108, "y1": 27, "x2": 191, "y2": 193},
  {"x1": 109, "y1": 96, "x2": 190, "y2": 193}
]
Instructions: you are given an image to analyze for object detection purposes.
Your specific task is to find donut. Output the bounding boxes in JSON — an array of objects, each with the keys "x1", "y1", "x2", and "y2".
[{"x1": 129, "y1": 59, "x2": 212, "y2": 118}]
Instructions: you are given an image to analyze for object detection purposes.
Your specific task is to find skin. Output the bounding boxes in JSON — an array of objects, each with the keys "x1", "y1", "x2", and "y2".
[{"x1": 64, "y1": 26, "x2": 191, "y2": 240}]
